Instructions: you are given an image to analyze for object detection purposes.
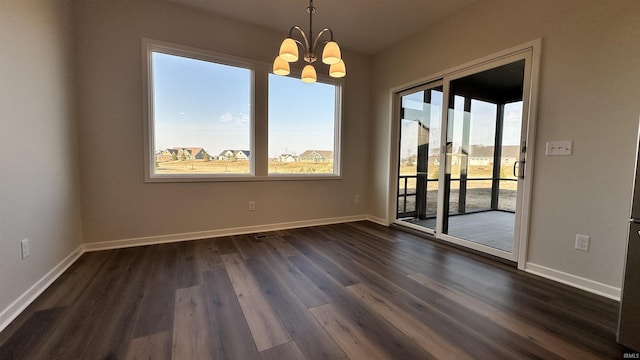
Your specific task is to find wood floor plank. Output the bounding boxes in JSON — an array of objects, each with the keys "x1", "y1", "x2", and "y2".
[
  {"x1": 35, "y1": 251, "x2": 112, "y2": 310},
  {"x1": 346, "y1": 254, "x2": 551, "y2": 359},
  {"x1": 125, "y1": 331, "x2": 171, "y2": 360},
  {"x1": 264, "y1": 235, "x2": 301, "y2": 257},
  {"x1": 286, "y1": 232, "x2": 361, "y2": 287},
  {"x1": 409, "y1": 272, "x2": 603, "y2": 359},
  {"x1": 222, "y1": 253, "x2": 292, "y2": 351},
  {"x1": 347, "y1": 282, "x2": 473, "y2": 360},
  {"x1": 175, "y1": 241, "x2": 201, "y2": 288},
  {"x1": 37, "y1": 247, "x2": 145, "y2": 358},
  {"x1": 0, "y1": 252, "x2": 111, "y2": 348},
  {"x1": 310, "y1": 303, "x2": 395, "y2": 360},
  {"x1": 468, "y1": 274, "x2": 622, "y2": 357},
  {"x1": 216, "y1": 236, "x2": 240, "y2": 255},
  {"x1": 288, "y1": 255, "x2": 435, "y2": 360},
  {"x1": 344, "y1": 222, "x2": 399, "y2": 243},
  {"x1": 202, "y1": 267, "x2": 260, "y2": 359},
  {"x1": 133, "y1": 243, "x2": 179, "y2": 338},
  {"x1": 172, "y1": 285, "x2": 214, "y2": 359},
  {"x1": 232, "y1": 234, "x2": 262, "y2": 260},
  {"x1": 354, "y1": 261, "x2": 516, "y2": 359},
  {"x1": 0, "y1": 308, "x2": 64, "y2": 360},
  {"x1": 194, "y1": 237, "x2": 222, "y2": 272},
  {"x1": 316, "y1": 224, "x2": 423, "y2": 275},
  {"x1": 257, "y1": 242, "x2": 331, "y2": 308},
  {"x1": 259, "y1": 341, "x2": 306, "y2": 360},
  {"x1": 295, "y1": 227, "x2": 358, "y2": 268},
  {"x1": 78, "y1": 246, "x2": 156, "y2": 360},
  {"x1": 246, "y1": 256, "x2": 347, "y2": 360}
]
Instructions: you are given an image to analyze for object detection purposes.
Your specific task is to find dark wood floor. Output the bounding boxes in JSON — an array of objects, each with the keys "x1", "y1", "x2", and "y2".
[{"x1": 0, "y1": 221, "x2": 628, "y2": 359}]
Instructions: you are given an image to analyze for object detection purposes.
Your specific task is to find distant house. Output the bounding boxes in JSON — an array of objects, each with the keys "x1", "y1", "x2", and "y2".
[
  {"x1": 468, "y1": 145, "x2": 494, "y2": 166},
  {"x1": 155, "y1": 148, "x2": 181, "y2": 162},
  {"x1": 156, "y1": 149, "x2": 173, "y2": 162},
  {"x1": 300, "y1": 150, "x2": 333, "y2": 163},
  {"x1": 467, "y1": 145, "x2": 520, "y2": 166},
  {"x1": 279, "y1": 154, "x2": 298, "y2": 163},
  {"x1": 185, "y1": 147, "x2": 206, "y2": 160},
  {"x1": 155, "y1": 147, "x2": 209, "y2": 162},
  {"x1": 217, "y1": 149, "x2": 251, "y2": 161}
]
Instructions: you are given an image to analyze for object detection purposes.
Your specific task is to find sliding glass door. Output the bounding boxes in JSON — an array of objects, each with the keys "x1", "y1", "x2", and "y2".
[
  {"x1": 395, "y1": 50, "x2": 535, "y2": 262},
  {"x1": 397, "y1": 82, "x2": 443, "y2": 232}
]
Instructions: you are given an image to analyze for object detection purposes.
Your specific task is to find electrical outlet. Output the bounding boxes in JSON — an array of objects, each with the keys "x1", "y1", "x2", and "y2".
[
  {"x1": 248, "y1": 201, "x2": 255, "y2": 211},
  {"x1": 354, "y1": 194, "x2": 360, "y2": 203},
  {"x1": 575, "y1": 234, "x2": 590, "y2": 252},
  {"x1": 21, "y1": 239, "x2": 30, "y2": 259}
]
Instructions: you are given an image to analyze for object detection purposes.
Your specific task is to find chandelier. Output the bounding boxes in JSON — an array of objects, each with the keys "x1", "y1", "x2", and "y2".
[{"x1": 272, "y1": 0, "x2": 346, "y2": 83}]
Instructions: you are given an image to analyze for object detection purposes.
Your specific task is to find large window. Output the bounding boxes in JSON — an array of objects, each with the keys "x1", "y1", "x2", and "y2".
[
  {"x1": 150, "y1": 51, "x2": 252, "y2": 177},
  {"x1": 268, "y1": 74, "x2": 340, "y2": 175},
  {"x1": 143, "y1": 39, "x2": 342, "y2": 182}
]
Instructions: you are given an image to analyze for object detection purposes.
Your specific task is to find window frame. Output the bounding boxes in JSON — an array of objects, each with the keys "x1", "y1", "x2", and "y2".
[
  {"x1": 143, "y1": 39, "x2": 256, "y2": 182},
  {"x1": 142, "y1": 38, "x2": 343, "y2": 182}
]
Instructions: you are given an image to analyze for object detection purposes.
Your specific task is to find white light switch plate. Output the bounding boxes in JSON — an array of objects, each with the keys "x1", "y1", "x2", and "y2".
[{"x1": 546, "y1": 140, "x2": 573, "y2": 156}]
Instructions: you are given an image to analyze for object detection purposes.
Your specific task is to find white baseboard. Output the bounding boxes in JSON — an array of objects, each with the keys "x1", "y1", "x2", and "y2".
[
  {"x1": 366, "y1": 215, "x2": 390, "y2": 226},
  {"x1": 83, "y1": 215, "x2": 369, "y2": 252},
  {"x1": 525, "y1": 262, "x2": 621, "y2": 301},
  {"x1": 0, "y1": 245, "x2": 84, "y2": 333}
]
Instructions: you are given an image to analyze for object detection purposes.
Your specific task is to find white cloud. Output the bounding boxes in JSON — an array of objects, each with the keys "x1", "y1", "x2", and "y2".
[
  {"x1": 220, "y1": 112, "x2": 250, "y2": 124},
  {"x1": 219, "y1": 112, "x2": 233, "y2": 123}
]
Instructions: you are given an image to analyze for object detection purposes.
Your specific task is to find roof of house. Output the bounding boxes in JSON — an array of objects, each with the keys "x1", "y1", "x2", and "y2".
[
  {"x1": 468, "y1": 145, "x2": 520, "y2": 158},
  {"x1": 185, "y1": 147, "x2": 204, "y2": 155},
  {"x1": 217, "y1": 149, "x2": 251, "y2": 157},
  {"x1": 300, "y1": 150, "x2": 333, "y2": 158}
]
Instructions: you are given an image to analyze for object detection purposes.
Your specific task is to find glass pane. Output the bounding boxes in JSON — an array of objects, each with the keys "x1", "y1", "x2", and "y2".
[
  {"x1": 498, "y1": 180, "x2": 517, "y2": 211},
  {"x1": 397, "y1": 85, "x2": 443, "y2": 230},
  {"x1": 444, "y1": 59, "x2": 525, "y2": 253},
  {"x1": 151, "y1": 52, "x2": 252, "y2": 175},
  {"x1": 268, "y1": 74, "x2": 338, "y2": 174},
  {"x1": 498, "y1": 101, "x2": 522, "y2": 212},
  {"x1": 466, "y1": 100, "x2": 497, "y2": 213}
]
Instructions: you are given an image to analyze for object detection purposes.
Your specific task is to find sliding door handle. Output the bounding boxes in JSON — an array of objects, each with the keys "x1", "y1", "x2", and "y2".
[{"x1": 513, "y1": 160, "x2": 525, "y2": 179}]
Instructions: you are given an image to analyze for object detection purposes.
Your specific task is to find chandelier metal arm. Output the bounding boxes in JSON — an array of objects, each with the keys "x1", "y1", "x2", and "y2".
[
  {"x1": 288, "y1": 26, "x2": 311, "y2": 51},
  {"x1": 311, "y1": 28, "x2": 334, "y2": 55},
  {"x1": 288, "y1": 26, "x2": 335, "y2": 64}
]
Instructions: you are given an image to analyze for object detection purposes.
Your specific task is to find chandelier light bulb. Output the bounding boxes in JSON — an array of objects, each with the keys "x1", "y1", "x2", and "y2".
[
  {"x1": 329, "y1": 60, "x2": 346, "y2": 78},
  {"x1": 273, "y1": 56, "x2": 290, "y2": 75},
  {"x1": 322, "y1": 41, "x2": 341, "y2": 65},
  {"x1": 301, "y1": 64, "x2": 317, "y2": 83},
  {"x1": 279, "y1": 38, "x2": 299, "y2": 62}
]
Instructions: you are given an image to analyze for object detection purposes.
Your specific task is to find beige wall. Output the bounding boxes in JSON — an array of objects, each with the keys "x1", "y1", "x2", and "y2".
[
  {"x1": 0, "y1": 0, "x2": 83, "y2": 318},
  {"x1": 74, "y1": 0, "x2": 371, "y2": 244},
  {"x1": 371, "y1": 0, "x2": 640, "y2": 289}
]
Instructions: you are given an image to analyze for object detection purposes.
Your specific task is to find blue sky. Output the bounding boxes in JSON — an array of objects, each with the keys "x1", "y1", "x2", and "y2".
[
  {"x1": 268, "y1": 74, "x2": 335, "y2": 157},
  {"x1": 152, "y1": 52, "x2": 336, "y2": 158}
]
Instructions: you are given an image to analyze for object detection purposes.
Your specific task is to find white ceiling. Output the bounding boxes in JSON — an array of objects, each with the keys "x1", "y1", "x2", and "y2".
[{"x1": 165, "y1": 0, "x2": 476, "y2": 55}]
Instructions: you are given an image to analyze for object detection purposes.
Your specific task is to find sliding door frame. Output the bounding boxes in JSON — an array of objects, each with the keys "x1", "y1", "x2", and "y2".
[{"x1": 388, "y1": 39, "x2": 541, "y2": 269}]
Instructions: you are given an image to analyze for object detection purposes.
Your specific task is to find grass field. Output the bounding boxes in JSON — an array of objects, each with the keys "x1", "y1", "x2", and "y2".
[{"x1": 155, "y1": 159, "x2": 335, "y2": 174}]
